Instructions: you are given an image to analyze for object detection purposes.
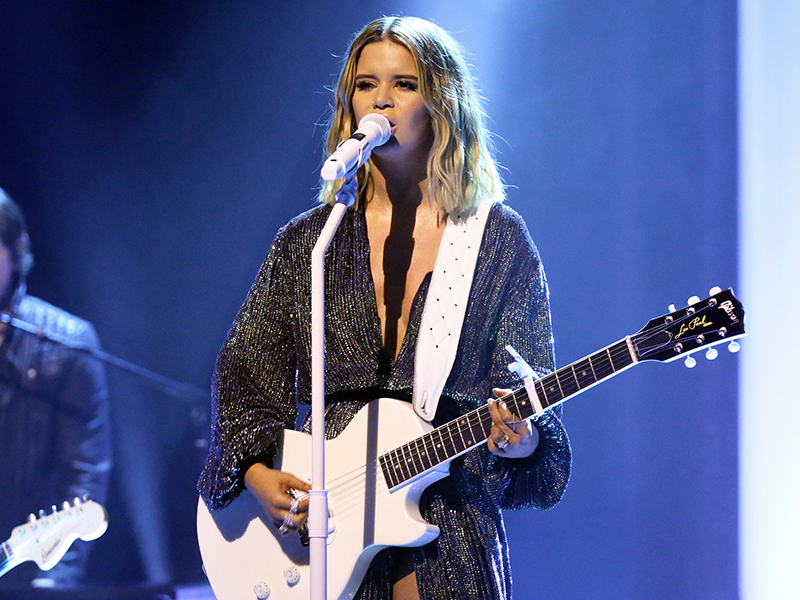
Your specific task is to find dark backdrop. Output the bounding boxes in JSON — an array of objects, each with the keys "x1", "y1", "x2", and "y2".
[{"x1": 0, "y1": 2, "x2": 737, "y2": 598}]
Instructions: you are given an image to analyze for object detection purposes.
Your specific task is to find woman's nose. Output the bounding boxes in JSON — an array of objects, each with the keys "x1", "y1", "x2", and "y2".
[{"x1": 371, "y1": 87, "x2": 394, "y2": 109}]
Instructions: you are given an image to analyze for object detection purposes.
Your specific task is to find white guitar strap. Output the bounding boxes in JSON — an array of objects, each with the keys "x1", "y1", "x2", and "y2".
[{"x1": 413, "y1": 201, "x2": 492, "y2": 421}]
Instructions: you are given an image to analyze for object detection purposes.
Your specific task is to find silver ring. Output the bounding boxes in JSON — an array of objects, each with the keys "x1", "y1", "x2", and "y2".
[
  {"x1": 279, "y1": 510, "x2": 294, "y2": 533},
  {"x1": 495, "y1": 433, "x2": 510, "y2": 449},
  {"x1": 289, "y1": 496, "x2": 299, "y2": 515}
]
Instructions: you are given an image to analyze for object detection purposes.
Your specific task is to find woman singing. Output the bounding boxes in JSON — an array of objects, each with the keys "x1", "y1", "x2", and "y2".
[{"x1": 199, "y1": 16, "x2": 571, "y2": 600}]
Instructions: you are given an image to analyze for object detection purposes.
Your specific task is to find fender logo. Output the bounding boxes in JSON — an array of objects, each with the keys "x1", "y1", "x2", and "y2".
[{"x1": 675, "y1": 316, "x2": 712, "y2": 340}]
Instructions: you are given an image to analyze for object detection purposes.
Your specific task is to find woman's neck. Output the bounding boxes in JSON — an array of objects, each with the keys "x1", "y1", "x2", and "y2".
[{"x1": 367, "y1": 150, "x2": 431, "y2": 212}]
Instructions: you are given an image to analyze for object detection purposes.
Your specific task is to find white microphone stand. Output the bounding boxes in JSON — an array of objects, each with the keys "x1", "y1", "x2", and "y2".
[{"x1": 309, "y1": 175, "x2": 358, "y2": 600}]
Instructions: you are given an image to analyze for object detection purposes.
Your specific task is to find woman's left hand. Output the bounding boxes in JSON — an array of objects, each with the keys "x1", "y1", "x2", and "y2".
[{"x1": 486, "y1": 388, "x2": 540, "y2": 458}]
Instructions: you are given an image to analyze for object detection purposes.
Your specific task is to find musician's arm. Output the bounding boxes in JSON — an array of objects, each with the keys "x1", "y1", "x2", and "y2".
[
  {"x1": 198, "y1": 229, "x2": 299, "y2": 510},
  {"x1": 482, "y1": 223, "x2": 572, "y2": 511}
]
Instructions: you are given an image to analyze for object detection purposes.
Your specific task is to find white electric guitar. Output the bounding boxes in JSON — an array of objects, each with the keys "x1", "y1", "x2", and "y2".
[
  {"x1": 197, "y1": 288, "x2": 745, "y2": 600},
  {"x1": 0, "y1": 498, "x2": 108, "y2": 578}
]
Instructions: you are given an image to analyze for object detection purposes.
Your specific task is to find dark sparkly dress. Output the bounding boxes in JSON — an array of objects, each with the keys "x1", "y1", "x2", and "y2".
[{"x1": 198, "y1": 201, "x2": 571, "y2": 600}]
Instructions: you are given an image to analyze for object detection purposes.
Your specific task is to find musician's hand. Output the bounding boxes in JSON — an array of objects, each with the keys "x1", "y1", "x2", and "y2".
[
  {"x1": 486, "y1": 388, "x2": 539, "y2": 458},
  {"x1": 244, "y1": 462, "x2": 311, "y2": 535}
]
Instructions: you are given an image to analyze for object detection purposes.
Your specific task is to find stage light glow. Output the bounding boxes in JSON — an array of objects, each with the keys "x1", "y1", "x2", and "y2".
[{"x1": 739, "y1": 1, "x2": 800, "y2": 598}]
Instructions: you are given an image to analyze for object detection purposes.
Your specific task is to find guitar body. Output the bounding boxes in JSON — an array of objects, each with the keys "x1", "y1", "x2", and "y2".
[{"x1": 197, "y1": 397, "x2": 450, "y2": 600}]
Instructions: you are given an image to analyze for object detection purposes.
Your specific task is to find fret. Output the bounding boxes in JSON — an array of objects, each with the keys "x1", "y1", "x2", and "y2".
[
  {"x1": 511, "y1": 390, "x2": 534, "y2": 420},
  {"x1": 379, "y1": 454, "x2": 396, "y2": 489},
  {"x1": 591, "y1": 351, "x2": 614, "y2": 380},
  {"x1": 443, "y1": 423, "x2": 458, "y2": 458},
  {"x1": 573, "y1": 359, "x2": 596, "y2": 389},
  {"x1": 411, "y1": 438, "x2": 427, "y2": 476},
  {"x1": 556, "y1": 366, "x2": 581, "y2": 399},
  {"x1": 419, "y1": 435, "x2": 433, "y2": 472},
  {"x1": 461, "y1": 414, "x2": 476, "y2": 448},
  {"x1": 431, "y1": 428, "x2": 445, "y2": 463},
  {"x1": 417, "y1": 433, "x2": 434, "y2": 471},
  {"x1": 388, "y1": 450, "x2": 403, "y2": 486},
  {"x1": 454, "y1": 418, "x2": 468, "y2": 452},
  {"x1": 540, "y1": 373, "x2": 563, "y2": 406},
  {"x1": 395, "y1": 445, "x2": 412, "y2": 482},
  {"x1": 405, "y1": 441, "x2": 421, "y2": 479}
]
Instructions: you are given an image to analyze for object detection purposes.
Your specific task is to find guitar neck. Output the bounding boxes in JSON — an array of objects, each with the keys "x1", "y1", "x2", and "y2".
[{"x1": 379, "y1": 338, "x2": 636, "y2": 489}]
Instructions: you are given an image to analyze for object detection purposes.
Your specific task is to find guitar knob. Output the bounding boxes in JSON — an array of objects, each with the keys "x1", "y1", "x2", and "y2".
[
  {"x1": 284, "y1": 566, "x2": 301, "y2": 585},
  {"x1": 254, "y1": 582, "x2": 271, "y2": 599},
  {"x1": 668, "y1": 304, "x2": 677, "y2": 313},
  {"x1": 706, "y1": 348, "x2": 718, "y2": 360},
  {"x1": 728, "y1": 341, "x2": 741, "y2": 353},
  {"x1": 62, "y1": 501, "x2": 70, "y2": 511},
  {"x1": 28, "y1": 513, "x2": 36, "y2": 523},
  {"x1": 684, "y1": 356, "x2": 697, "y2": 368},
  {"x1": 709, "y1": 286, "x2": 722, "y2": 296},
  {"x1": 688, "y1": 295, "x2": 700, "y2": 305}
]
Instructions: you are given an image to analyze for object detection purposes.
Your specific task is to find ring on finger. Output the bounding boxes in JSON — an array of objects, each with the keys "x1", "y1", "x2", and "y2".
[
  {"x1": 289, "y1": 496, "x2": 299, "y2": 515},
  {"x1": 279, "y1": 510, "x2": 294, "y2": 533},
  {"x1": 495, "y1": 432, "x2": 510, "y2": 449}
]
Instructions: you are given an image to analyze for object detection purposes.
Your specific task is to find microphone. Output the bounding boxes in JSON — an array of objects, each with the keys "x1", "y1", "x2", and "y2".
[{"x1": 320, "y1": 114, "x2": 393, "y2": 180}]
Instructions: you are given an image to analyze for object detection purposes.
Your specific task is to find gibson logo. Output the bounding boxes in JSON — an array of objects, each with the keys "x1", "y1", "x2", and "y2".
[
  {"x1": 675, "y1": 316, "x2": 712, "y2": 340},
  {"x1": 719, "y1": 300, "x2": 739, "y2": 322}
]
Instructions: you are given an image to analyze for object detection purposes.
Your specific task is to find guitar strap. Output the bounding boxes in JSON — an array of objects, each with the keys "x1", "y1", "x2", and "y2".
[{"x1": 413, "y1": 201, "x2": 493, "y2": 421}]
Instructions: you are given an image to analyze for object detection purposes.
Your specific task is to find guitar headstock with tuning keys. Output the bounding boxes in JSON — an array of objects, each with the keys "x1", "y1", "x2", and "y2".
[
  {"x1": 631, "y1": 287, "x2": 745, "y2": 366},
  {"x1": 1, "y1": 498, "x2": 107, "y2": 577}
]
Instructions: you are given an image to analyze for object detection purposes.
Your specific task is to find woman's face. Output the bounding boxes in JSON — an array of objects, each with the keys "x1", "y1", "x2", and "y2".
[{"x1": 351, "y1": 39, "x2": 432, "y2": 160}]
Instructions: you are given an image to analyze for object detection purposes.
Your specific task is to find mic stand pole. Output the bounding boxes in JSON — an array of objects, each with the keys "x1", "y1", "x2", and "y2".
[{"x1": 310, "y1": 175, "x2": 358, "y2": 600}]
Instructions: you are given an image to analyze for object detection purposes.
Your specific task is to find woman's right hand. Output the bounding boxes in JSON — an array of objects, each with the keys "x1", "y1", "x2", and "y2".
[{"x1": 244, "y1": 462, "x2": 311, "y2": 535}]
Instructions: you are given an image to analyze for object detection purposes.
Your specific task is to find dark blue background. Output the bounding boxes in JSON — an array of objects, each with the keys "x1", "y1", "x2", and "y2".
[{"x1": 0, "y1": 2, "x2": 737, "y2": 597}]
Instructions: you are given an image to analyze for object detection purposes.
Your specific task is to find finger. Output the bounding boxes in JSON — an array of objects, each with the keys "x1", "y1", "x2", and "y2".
[{"x1": 488, "y1": 399, "x2": 520, "y2": 440}]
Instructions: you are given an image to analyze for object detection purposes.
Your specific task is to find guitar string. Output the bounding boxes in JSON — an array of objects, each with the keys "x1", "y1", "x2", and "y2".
[
  {"x1": 322, "y1": 343, "x2": 645, "y2": 522},
  {"x1": 320, "y1": 306, "x2": 722, "y2": 497},
  {"x1": 323, "y1": 342, "x2": 634, "y2": 514},
  {"x1": 307, "y1": 311, "x2": 738, "y2": 521}
]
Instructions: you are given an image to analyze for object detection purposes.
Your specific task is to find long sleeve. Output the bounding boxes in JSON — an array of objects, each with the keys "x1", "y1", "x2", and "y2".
[
  {"x1": 198, "y1": 229, "x2": 300, "y2": 510},
  {"x1": 482, "y1": 209, "x2": 571, "y2": 511}
]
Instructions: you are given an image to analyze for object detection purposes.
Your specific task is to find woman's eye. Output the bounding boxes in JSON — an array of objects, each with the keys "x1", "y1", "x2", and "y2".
[
  {"x1": 396, "y1": 80, "x2": 417, "y2": 91},
  {"x1": 354, "y1": 80, "x2": 374, "y2": 91}
]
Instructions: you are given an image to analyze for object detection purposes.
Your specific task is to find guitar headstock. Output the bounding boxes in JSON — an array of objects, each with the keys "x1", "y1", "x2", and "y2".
[
  {"x1": 6, "y1": 499, "x2": 108, "y2": 572},
  {"x1": 631, "y1": 287, "x2": 745, "y2": 364}
]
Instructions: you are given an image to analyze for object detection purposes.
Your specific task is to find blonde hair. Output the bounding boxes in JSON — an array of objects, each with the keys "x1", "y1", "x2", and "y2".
[{"x1": 318, "y1": 16, "x2": 505, "y2": 215}]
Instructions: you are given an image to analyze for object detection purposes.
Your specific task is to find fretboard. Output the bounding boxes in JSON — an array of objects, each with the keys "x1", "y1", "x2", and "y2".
[{"x1": 379, "y1": 338, "x2": 636, "y2": 489}]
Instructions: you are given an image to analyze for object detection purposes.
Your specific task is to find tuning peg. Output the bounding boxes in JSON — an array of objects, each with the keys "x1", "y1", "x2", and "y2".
[
  {"x1": 684, "y1": 356, "x2": 697, "y2": 368},
  {"x1": 74, "y1": 497, "x2": 82, "y2": 506},
  {"x1": 688, "y1": 295, "x2": 700, "y2": 305},
  {"x1": 28, "y1": 513, "x2": 36, "y2": 523},
  {"x1": 728, "y1": 341, "x2": 741, "y2": 353},
  {"x1": 709, "y1": 286, "x2": 722, "y2": 296},
  {"x1": 668, "y1": 304, "x2": 677, "y2": 313},
  {"x1": 62, "y1": 501, "x2": 71, "y2": 511},
  {"x1": 706, "y1": 348, "x2": 718, "y2": 360},
  {"x1": 39, "y1": 509, "x2": 46, "y2": 518}
]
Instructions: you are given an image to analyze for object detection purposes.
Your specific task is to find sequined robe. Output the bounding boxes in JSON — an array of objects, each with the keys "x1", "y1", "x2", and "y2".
[{"x1": 198, "y1": 201, "x2": 571, "y2": 600}]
